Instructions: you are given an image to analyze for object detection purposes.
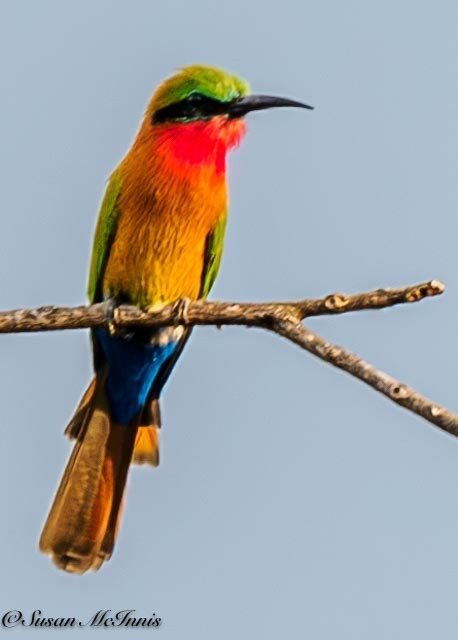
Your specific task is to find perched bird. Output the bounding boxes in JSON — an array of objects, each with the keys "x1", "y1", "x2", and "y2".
[{"x1": 39, "y1": 64, "x2": 313, "y2": 573}]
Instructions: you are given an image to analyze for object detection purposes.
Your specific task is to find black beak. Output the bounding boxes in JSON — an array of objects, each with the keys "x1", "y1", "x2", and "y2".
[{"x1": 228, "y1": 94, "x2": 314, "y2": 118}]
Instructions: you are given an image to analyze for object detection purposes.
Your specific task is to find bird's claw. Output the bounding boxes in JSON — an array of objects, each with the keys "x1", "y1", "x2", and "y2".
[
  {"x1": 103, "y1": 298, "x2": 118, "y2": 336},
  {"x1": 172, "y1": 297, "x2": 191, "y2": 325}
]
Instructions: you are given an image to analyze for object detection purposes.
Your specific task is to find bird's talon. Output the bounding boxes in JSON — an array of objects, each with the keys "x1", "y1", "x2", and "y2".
[
  {"x1": 103, "y1": 298, "x2": 118, "y2": 335},
  {"x1": 172, "y1": 297, "x2": 191, "y2": 325}
]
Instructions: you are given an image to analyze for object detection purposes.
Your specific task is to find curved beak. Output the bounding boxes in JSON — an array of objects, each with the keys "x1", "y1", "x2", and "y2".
[{"x1": 228, "y1": 94, "x2": 314, "y2": 118}]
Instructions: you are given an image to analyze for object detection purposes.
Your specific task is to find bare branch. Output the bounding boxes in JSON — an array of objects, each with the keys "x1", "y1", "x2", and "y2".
[
  {"x1": 270, "y1": 315, "x2": 458, "y2": 437},
  {"x1": 0, "y1": 280, "x2": 444, "y2": 333},
  {"x1": 0, "y1": 279, "x2": 455, "y2": 436},
  {"x1": 293, "y1": 279, "x2": 445, "y2": 319}
]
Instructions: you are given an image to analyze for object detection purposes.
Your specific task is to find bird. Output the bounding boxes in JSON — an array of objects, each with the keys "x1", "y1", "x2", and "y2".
[{"x1": 39, "y1": 64, "x2": 313, "y2": 573}]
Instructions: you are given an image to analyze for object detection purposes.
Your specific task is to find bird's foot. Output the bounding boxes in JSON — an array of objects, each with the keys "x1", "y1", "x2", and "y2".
[
  {"x1": 103, "y1": 298, "x2": 118, "y2": 336},
  {"x1": 171, "y1": 297, "x2": 191, "y2": 325}
]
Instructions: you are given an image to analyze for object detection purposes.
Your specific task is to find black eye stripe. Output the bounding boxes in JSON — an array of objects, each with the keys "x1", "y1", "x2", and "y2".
[{"x1": 153, "y1": 92, "x2": 228, "y2": 123}]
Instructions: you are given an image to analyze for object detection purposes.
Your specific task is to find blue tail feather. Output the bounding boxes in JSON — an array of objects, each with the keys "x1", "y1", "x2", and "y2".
[{"x1": 96, "y1": 329, "x2": 179, "y2": 425}]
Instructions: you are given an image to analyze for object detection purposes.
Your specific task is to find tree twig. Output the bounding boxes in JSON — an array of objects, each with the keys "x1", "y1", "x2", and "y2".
[
  {"x1": 0, "y1": 279, "x2": 444, "y2": 333},
  {"x1": 0, "y1": 279, "x2": 455, "y2": 436},
  {"x1": 270, "y1": 315, "x2": 458, "y2": 437}
]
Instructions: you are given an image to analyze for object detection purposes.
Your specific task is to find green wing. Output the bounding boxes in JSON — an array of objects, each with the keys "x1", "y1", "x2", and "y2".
[
  {"x1": 87, "y1": 170, "x2": 122, "y2": 303},
  {"x1": 200, "y1": 214, "x2": 227, "y2": 298}
]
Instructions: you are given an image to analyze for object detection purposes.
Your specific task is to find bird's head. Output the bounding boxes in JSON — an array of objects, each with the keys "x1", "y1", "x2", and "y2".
[{"x1": 144, "y1": 65, "x2": 313, "y2": 173}]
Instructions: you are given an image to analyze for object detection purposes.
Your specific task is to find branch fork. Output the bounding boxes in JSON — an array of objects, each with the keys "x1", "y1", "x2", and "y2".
[{"x1": 0, "y1": 280, "x2": 454, "y2": 436}]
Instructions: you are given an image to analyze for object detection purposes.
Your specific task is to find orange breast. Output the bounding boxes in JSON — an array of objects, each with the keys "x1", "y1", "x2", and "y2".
[{"x1": 103, "y1": 160, "x2": 227, "y2": 307}]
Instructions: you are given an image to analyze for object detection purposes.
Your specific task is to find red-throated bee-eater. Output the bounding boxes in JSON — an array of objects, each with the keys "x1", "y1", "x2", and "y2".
[{"x1": 39, "y1": 65, "x2": 313, "y2": 573}]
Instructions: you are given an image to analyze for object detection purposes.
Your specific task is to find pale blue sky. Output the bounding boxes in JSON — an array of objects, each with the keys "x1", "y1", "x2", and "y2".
[{"x1": 0, "y1": 0, "x2": 457, "y2": 638}]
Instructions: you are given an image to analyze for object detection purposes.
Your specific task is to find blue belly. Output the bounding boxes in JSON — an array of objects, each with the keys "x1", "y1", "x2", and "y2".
[{"x1": 96, "y1": 329, "x2": 179, "y2": 424}]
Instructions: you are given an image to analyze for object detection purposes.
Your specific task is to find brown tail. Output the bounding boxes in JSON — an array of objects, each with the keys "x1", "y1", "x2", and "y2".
[
  {"x1": 39, "y1": 375, "x2": 138, "y2": 574},
  {"x1": 65, "y1": 380, "x2": 161, "y2": 467}
]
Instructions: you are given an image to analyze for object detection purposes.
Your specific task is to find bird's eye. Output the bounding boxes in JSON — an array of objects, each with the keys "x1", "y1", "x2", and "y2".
[{"x1": 187, "y1": 93, "x2": 205, "y2": 103}]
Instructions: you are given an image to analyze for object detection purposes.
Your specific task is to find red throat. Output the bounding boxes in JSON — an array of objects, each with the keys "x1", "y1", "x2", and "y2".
[{"x1": 153, "y1": 116, "x2": 246, "y2": 175}]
